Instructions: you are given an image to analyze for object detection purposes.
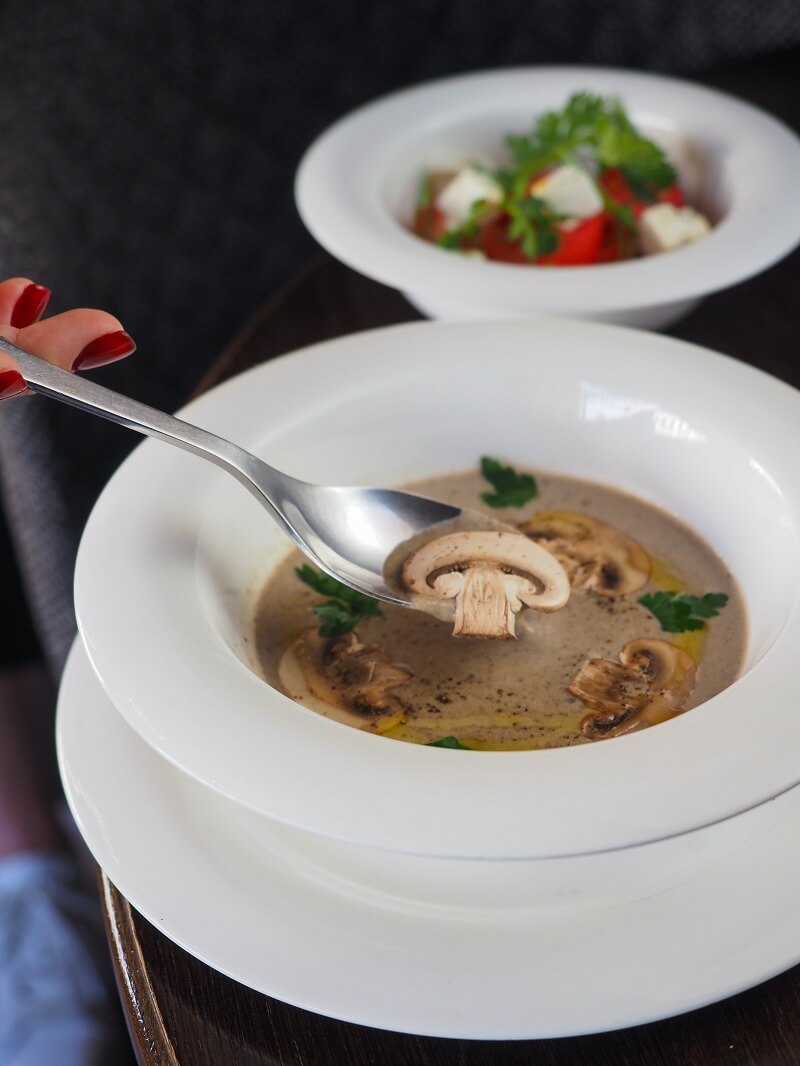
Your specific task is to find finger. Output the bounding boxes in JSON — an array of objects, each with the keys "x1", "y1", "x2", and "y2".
[
  {"x1": 0, "y1": 309, "x2": 137, "y2": 399},
  {"x1": 17, "y1": 309, "x2": 136, "y2": 372},
  {"x1": 0, "y1": 277, "x2": 51, "y2": 328}
]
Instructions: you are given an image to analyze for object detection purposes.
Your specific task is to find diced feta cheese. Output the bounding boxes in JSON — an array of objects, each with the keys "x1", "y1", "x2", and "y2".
[
  {"x1": 435, "y1": 167, "x2": 503, "y2": 229},
  {"x1": 529, "y1": 165, "x2": 603, "y2": 220},
  {"x1": 637, "y1": 204, "x2": 711, "y2": 255}
]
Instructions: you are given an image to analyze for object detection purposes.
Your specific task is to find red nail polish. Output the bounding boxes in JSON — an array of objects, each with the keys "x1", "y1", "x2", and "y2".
[
  {"x1": 72, "y1": 330, "x2": 137, "y2": 372},
  {"x1": 10, "y1": 284, "x2": 51, "y2": 328},
  {"x1": 0, "y1": 369, "x2": 26, "y2": 399}
]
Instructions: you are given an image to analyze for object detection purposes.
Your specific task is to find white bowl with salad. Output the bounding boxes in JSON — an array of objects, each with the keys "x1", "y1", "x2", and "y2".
[{"x1": 296, "y1": 66, "x2": 800, "y2": 329}]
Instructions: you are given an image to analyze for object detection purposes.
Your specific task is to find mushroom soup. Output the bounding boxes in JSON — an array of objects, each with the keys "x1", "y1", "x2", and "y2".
[{"x1": 253, "y1": 464, "x2": 746, "y2": 751}]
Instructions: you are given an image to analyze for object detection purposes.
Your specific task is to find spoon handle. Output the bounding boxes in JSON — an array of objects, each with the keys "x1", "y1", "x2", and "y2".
[{"x1": 0, "y1": 337, "x2": 286, "y2": 522}]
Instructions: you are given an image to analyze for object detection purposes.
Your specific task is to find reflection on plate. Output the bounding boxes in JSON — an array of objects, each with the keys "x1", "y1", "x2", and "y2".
[{"x1": 58, "y1": 639, "x2": 800, "y2": 1040}]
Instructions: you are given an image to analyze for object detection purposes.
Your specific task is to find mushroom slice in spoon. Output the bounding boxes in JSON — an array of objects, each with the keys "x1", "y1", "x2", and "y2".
[
  {"x1": 518, "y1": 511, "x2": 651, "y2": 597},
  {"x1": 569, "y1": 638, "x2": 697, "y2": 739},
  {"x1": 278, "y1": 630, "x2": 411, "y2": 734},
  {"x1": 401, "y1": 530, "x2": 570, "y2": 639}
]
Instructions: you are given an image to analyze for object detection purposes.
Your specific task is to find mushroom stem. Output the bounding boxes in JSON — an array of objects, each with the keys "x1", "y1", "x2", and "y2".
[{"x1": 450, "y1": 565, "x2": 519, "y2": 639}]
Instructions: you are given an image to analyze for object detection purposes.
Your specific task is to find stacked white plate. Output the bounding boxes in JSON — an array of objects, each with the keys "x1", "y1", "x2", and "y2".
[{"x1": 58, "y1": 318, "x2": 800, "y2": 1039}]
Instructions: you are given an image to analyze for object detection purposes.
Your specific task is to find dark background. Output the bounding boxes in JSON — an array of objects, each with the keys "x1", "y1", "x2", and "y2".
[{"x1": 0, "y1": 0, "x2": 798, "y2": 673}]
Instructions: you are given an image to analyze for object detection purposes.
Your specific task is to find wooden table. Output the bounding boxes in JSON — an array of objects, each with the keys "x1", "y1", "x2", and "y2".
[{"x1": 100, "y1": 54, "x2": 800, "y2": 1066}]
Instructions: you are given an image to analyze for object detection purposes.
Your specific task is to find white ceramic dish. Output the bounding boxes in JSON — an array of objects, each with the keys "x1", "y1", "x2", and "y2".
[
  {"x1": 74, "y1": 318, "x2": 800, "y2": 861},
  {"x1": 57, "y1": 638, "x2": 800, "y2": 1039},
  {"x1": 295, "y1": 67, "x2": 800, "y2": 328}
]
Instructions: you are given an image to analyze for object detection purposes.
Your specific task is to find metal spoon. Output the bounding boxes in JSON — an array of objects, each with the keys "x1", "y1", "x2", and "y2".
[{"x1": 1, "y1": 338, "x2": 461, "y2": 607}]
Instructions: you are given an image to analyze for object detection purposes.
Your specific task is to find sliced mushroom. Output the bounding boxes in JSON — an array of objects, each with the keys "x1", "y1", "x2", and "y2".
[
  {"x1": 401, "y1": 530, "x2": 570, "y2": 640},
  {"x1": 518, "y1": 510, "x2": 651, "y2": 597},
  {"x1": 278, "y1": 630, "x2": 411, "y2": 734},
  {"x1": 569, "y1": 638, "x2": 697, "y2": 739}
]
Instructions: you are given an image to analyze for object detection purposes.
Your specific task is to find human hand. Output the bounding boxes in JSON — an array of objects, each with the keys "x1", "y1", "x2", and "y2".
[{"x1": 0, "y1": 278, "x2": 136, "y2": 399}]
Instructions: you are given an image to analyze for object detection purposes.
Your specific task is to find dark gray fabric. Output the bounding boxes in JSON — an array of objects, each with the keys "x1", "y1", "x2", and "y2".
[{"x1": 0, "y1": 0, "x2": 798, "y2": 673}]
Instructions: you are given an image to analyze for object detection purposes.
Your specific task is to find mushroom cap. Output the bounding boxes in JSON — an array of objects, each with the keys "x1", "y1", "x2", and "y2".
[
  {"x1": 402, "y1": 530, "x2": 570, "y2": 612},
  {"x1": 518, "y1": 510, "x2": 651, "y2": 598},
  {"x1": 620, "y1": 638, "x2": 697, "y2": 706},
  {"x1": 568, "y1": 637, "x2": 697, "y2": 740},
  {"x1": 278, "y1": 630, "x2": 410, "y2": 734}
]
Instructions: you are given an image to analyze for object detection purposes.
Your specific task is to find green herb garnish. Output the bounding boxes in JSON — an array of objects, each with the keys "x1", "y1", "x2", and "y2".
[
  {"x1": 506, "y1": 92, "x2": 607, "y2": 185},
  {"x1": 437, "y1": 190, "x2": 563, "y2": 261},
  {"x1": 594, "y1": 99, "x2": 677, "y2": 191},
  {"x1": 505, "y1": 196, "x2": 563, "y2": 258},
  {"x1": 638, "y1": 591, "x2": 729, "y2": 633},
  {"x1": 437, "y1": 197, "x2": 492, "y2": 249},
  {"x1": 416, "y1": 173, "x2": 433, "y2": 210},
  {"x1": 480, "y1": 456, "x2": 538, "y2": 509},
  {"x1": 507, "y1": 92, "x2": 676, "y2": 194},
  {"x1": 427, "y1": 736, "x2": 472, "y2": 750},
  {"x1": 296, "y1": 564, "x2": 381, "y2": 637}
]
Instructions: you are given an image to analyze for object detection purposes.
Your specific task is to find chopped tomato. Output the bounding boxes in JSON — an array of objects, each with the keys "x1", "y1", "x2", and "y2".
[
  {"x1": 537, "y1": 213, "x2": 608, "y2": 266},
  {"x1": 478, "y1": 211, "x2": 608, "y2": 266},
  {"x1": 597, "y1": 222, "x2": 621, "y2": 263},
  {"x1": 656, "y1": 184, "x2": 685, "y2": 208},
  {"x1": 413, "y1": 204, "x2": 448, "y2": 242},
  {"x1": 478, "y1": 215, "x2": 528, "y2": 263},
  {"x1": 599, "y1": 167, "x2": 685, "y2": 217}
]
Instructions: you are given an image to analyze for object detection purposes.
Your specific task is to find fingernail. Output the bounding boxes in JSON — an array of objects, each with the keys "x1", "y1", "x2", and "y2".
[
  {"x1": 0, "y1": 369, "x2": 26, "y2": 399},
  {"x1": 72, "y1": 330, "x2": 137, "y2": 372},
  {"x1": 10, "y1": 283, "x2": 51, "y2": 328}
]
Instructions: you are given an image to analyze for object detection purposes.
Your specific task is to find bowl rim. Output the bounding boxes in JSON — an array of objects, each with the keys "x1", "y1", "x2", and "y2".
[
  {"x1": 295, "y1": 65, "x2": 800, "y2": 311},
  {"x1": 75, "y1": 317, "x2": 800, "y2": 860}
]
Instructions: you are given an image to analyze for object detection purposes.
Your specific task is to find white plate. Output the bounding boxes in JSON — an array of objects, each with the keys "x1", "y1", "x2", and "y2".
[
  {"x1": 74, "y1": 318, "x2": 800, "y2": 860},
  {"x1": 58, "y1": 637, "x2": 800, "y2": 1039},
  {"x1": 295, "y1": 67, "x2": 800, "y2": 325}
]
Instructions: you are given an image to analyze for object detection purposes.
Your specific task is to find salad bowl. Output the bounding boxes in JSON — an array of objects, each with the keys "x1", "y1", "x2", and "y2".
[{"x1": 295, "y1": 67, "x2": 800, "y2": 328}]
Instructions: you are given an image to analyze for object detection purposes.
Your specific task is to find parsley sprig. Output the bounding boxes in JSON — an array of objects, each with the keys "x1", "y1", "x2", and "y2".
[
  {"x1": 480, "y1": 456, "x2": 538, "y2": 509},
  {"x1": 427, "y1": 736, "x2": 472, "y2": 750},
  {"x1": 438, "y1": 197, "x2": 492, "y2": 249},
  {"x1": 638, "y1": 591, "x2": 729, "y2": 633},
  {"x1": 296, "y1": 564, "x2": 382, "y2": 637},
  {"x1": 507, "y1": 92, "x2": 676, "y2": 198},
  {"x1": 438, "y1": 182, "x2": 565, "y2": 261}
]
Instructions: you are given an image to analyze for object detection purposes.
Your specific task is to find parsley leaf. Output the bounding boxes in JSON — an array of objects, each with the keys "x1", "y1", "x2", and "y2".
[
  {"x1": 416, "y1": 173, "x2": 432, "y2": 210},
  {"x1": 506, "y1": 196, "x2": 563, "y2": 258},
  {"x1": 437, "y1": 197, "x2": 493, "y2": 250},
  {"x1": 480, "y1": 456, "x2": 538, "y2": 508},
  {"x1": 595, "y1": 101, "x2": 677, "y2": 190},
  {"x1": 638, "y1": 591, "x2": 729, "y2": 633},
  {"x1": 507, "y1": 92, "x2": 607, "y2": 183},
  {"x1": 427, "y1": 736, "x2": 472, "y2": 749},
  {"x1": 597, "y1": 183, "x2": 636, "y2": 230},
  {"x1": 296, "y1": 564, "x2": 381, "y2": 637}
]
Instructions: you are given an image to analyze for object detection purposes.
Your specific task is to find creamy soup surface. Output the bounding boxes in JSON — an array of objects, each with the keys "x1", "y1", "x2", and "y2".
[{"x1": 253, "y1": 468, "x2": 747, "y2": 751}]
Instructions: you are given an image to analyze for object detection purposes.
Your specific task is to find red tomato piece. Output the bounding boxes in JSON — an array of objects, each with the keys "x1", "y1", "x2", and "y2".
[
  {"x1": 537, "y1": 213, "x2": 608, "y2": 266},
  {"x1": 413, "y1": 204, "x2": 448, "y2": 242},
  {"x1": 598, "y1": 167, "x2": 685, "y2": 217},
  {"x1": 597, "y1": 223, "x2": 621, "y2": 263},
  {"x1": 657, "y1": 184, "x2": 685, "y2": 208},
  {"x1": 478, "y1": 212, "x2": 608, "y2": 266},
  {"x1": 478, "y1": 215, "x2": 529, "y2": 263}
]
